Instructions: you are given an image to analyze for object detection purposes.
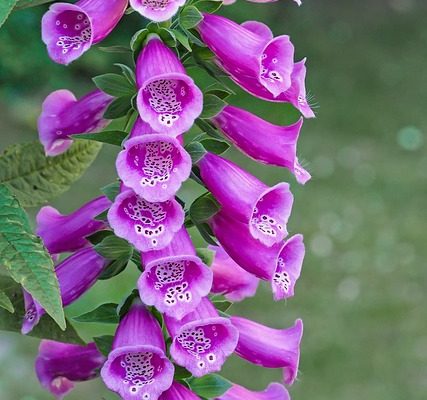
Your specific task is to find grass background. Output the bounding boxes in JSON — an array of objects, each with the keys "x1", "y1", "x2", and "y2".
[{"x1": 0, "y1": 0, "x2": 426, "y2": 399}]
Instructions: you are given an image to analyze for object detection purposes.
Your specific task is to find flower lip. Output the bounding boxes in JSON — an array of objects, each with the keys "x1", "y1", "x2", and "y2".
[
  {"x1": 138, "y1": 254, "x2": 213, "y2": 319},
  {"x1": 116, "y1": 134, "x2": 192, "y2": 203},
  {"x1": 42, "y1": 3, "x2": 94, "y2": 65},
  {"x1": 101, "y1": 344, "x2": 175, "y2": 400}
]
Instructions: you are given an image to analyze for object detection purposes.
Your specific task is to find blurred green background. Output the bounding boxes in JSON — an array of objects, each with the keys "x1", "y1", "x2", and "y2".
[{"x1": 1, "y1": 0, "x2": 426, "y2": 399}]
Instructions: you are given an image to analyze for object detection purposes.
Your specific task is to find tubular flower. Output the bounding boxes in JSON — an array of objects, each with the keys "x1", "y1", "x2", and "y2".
[
  {"x1": 198, "y1": 15, "x2": 314, "y2": 118},
  {"x1": 38, "y1": 89, "x2": 113, "y2": 156},
  {"x1": 35, "y1": 340, "x2": 105, "y2": 400},
  {"x1": 209, "y1": 212, "x2": 305, "y2": 287},
  {"x1": 22, "y1": 247, "x2": 108, "y2": 334},
  {"x1": 107, "y1": 188, "x2": 184, "y2": 252},
  {"x1": 165, "y1": 298, "x2": 239, "y2": 377},
  {"x1": 36, "y1": 196, "x2": 111, "y2": 255},
  {"x1": 130, "y1": 0, "x2": 185, "y2": 22},
  {"x1": 209, "y1": 245, "x2": 259, "y2": 302},
  {"x1": 212, "y1": 105, "x2": 310, "y2": 184},
  {"x1": 136, "y1": 35, "x2": 203, "y2": 135},
  {"x1": 230, "y1": 317, "x2": 303, "y2": 386},
  {"x1": 217, "y1": 382, "x2": 290, "y2": 400},
  {"x1": 138, "y1": 227, "x2": 213, "y2": 319},
  {"x1": 159, "y1": 381, "x2": 200, "y2": 400},
  {"x1": 101, "y1": 302, "x2": 174, "y2": 400},
  {"x1": 116, "y1": 121, "x2": 192, "y2": 202},
  {"x1": 42, "y1": 0, "x2": 128, "y2": 64},
  {"x1": 197, "y1": 152, "x2": 293, "y2": 247}
]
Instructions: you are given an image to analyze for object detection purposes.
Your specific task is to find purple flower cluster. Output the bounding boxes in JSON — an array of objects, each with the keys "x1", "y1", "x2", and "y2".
[{"x1": 31, "y1": 0, "x2": 313, "y2": 399}]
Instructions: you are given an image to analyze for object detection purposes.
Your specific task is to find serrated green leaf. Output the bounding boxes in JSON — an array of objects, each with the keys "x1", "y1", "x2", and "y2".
[
  {"x1": 100, "y1": 181, "x2": 121, "y2": 202},
  {"x1": 200, "y1": 94, "x2": 227, "y2": 119},
  {"x1": 0, "y1": 184, "x2": 65, "y2": 329},
  {"x1": 0, "y1": 0, "x2": 17, "y2": 29},
  {"x1": 0, "y1": 140, "x2": 102, "y2": 207},
  {"x1": 73, "y1": 303, "x2": 119, "y2": 324},
  {"x1": 185, "y1": 142, "x2": 207, "y2": 164},
  {"x1": 94, "y1": 335, "x2": 114, "y2": 356},
  {"x1": 14, "y1": 0, "x2": 53, "y2": 10},
  {"x1": 200, "y1": 138, "x2": 229, "y2": 155},
  {"x1": 95, "y1": 235, "x2": 132, "y2": 260},
  {"x1": 104, "y1": 95, "x2": 133, "y2": 119},
  {"x1": 93, "y1": 73, "x2": 135, "y2": 97},
  {"x1": 196, "y1": 247, "x2": 215, "y2": 266},
  {"x1": 0, "y1": 276, "x2": 83, "y2": 343},
  {"x1": 0, "y1": 290, "x2": 14, "y2": 313},
  {"x1": 98, "y1": 257, "x2": 130, "y2": 280},
  {"x1": 180, "y1": 6, "x2": 203, "y2": 29},
  {"x1": 72, "y1": 130, "x2": 128, "y2": 146},
  {"x1": 190, "y1": 192, "x2": 221, "y2": 224},
  {"x1": 187, "y1": 374, "x2": 232, "y2": 398}
]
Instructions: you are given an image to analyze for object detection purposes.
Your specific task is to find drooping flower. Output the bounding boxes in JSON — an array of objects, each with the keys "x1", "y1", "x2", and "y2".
[
  {"x1": 42, "y1": 0, "x2": 128, "y2": 64},
  {"x1": 198, "y1": 15, "x2": 314, "y2": 118},
  {"x1": 212, "y1": 105, "x2": 310, "y2": 184},
  {"x1": 209, "y1": 245, "x2": 259, "y2": 302},
  {"x1": 136, "y1": 35, "x2": 203, "y2": 135},
  {"x1": 217, "y1": 382, "x2": 290, "y2": 400},
  {"x1": 130, "y1": 0, "x2": 185, "y2": 22},
  {"x1": 107, "y1": 188, "x2": 184, "y2": 252},
  {"x1": 116, "y1": 121, "x2": 192, "y2": 202},
  {"x1": 138, "y1": 227, "x2": 213, "y2": 319},
  {"x1": 165, "y1": 298, "x2": 239, "y2": 377},
  {"x1": 159, "y1": 381, "x2": 200, "y2": 400},
  {"x1": 230, "y1": 317, "x2": 303, "y2": 385},
  {"x1": 35, "y1": 340, "x2": 105, "y2": 400},
  {"x1": 197, "y1": 152, "x2": 293, "y2": 247},
  {"x1": 22, "y1": 247, "x2": 108, "y2": 334},
  {"x1": 36, "y1": 196, "x2": 111, "y2": 255},
  {"x1": 101, "y1": 302, "x2": 174, "y2": 400},
  {"x1": 38, "y1": 89, "x2": 113, "y2": 156},
  {"x1": 209, "y1": 212, "x2": 305, "y2": 287}
]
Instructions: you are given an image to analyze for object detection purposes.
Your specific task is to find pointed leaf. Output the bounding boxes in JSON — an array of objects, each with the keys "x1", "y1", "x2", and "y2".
[
  {"x1": 14, "y1": 0, "x2": 53, "y2": 10},
  {"x1": 196, "y1": 247, "x2": 215, "y2": 266},
  {"x1": 100, "y1": 181, "x2": 121, "y2": 202},
  {"x1": 190, "y1": 192, "x2": 221, "y2": 224},
  {"x1": 0, "y1": 0, "x2": 17, "y2": 29},
  {"x1": 94, "y1": 235, "x2": 133, "y2": 260},
  {"x1": 104, "y1": 95, "x2": 133, "y2": 119},
  {"x1": 98, "y1": 257, "x2": 130, "y2": 280},
  {"x1": 200, "y1": 138, "x2": 229, "y2": 155},
  {"x1": 94, "y1": 335, "x2": 114, "y2": 356},
  {"x1": 0, "y1": 290, "x2": 14, "y2": 313},
  {"x1": 187, "y1": 374, "x2": 232, "y2": 398},
  {"x1": 93, "y1": 73, "x2": 135, "y2": 97},
  {"x1": 200, "y1": 94, "x2": 227, "y2": 119},
  {"x1": 73, "y1": 303, "x2": 119, "y2": 324},
  {"x1": 180, "y1": 6, "x2": 203, "y2": 29},
  {"x1": 72, "y1": 130, "x2": 128, "y2": 146}
]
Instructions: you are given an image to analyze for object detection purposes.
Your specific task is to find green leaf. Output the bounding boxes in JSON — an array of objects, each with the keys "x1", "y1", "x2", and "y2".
[
  {"x1": 0, "y1": 140, "x2": 102, "y2": 207},
  {"x1": 117, "y1": 289, "x2": 140, "y2": 318},
  {"x1": 130, "y1": 28, "x2": 149, "y2": 53},
  {"x1": 194, "y1": 0, "x2": 222, "y2": 13},
  {"x1": 174, "y1": 365, "x2": 192, "y2": 381},
  {"x1": 212, "y1": 299, "x2": 232, "y2": 313},
  {"x1": 104, "y1": 95, "x2": 134, "y2": 119},
  {"x1": 0, "y1": 276, "x2": 83, "y2": 343},
  {"x1": 93, "y1": 73, "x2": 135, "y2": 97},
  {"x1": 196, "y1": 247, "x2": 215, "y2": 266},
  {"x1": 185, "y1": 142, "x2": 207, "y2": 164},
  {"x1": 98, "y1": 257, "x2": 130, "y2": 280},
  {"x1": 187, "y1": 374, "x2": 232, "y2": 398},
  {"x1": 195, "y1": 223, "x2": 217, "y2": 246},
  {"x1": 14, "y1": 0, "x2": 53, "y2": 10},
  {"x1": 95, "y1": 235, "x2": 133, "y2": 260},
  {"x1": 100, "y1": 181, "x2": 121, "y2": 202},
  {"x1": 190, "y1": 192, "x2": 221, "y2": 224},
  {"x1": 195, "y1": 119, "x2": 224, "y2": 140},
  {"x1": 94, "y1": 209, "x2": 109, "y2": 222},
  {"x1": 72, "y1": 130, "x2": 128, "y2": 146},
  {"x1": 73, "y1": 303, "x2": 119, "y2": 324},
  {"x1": 200, "y1": 138, "x2": 229, "y2": 155},
  {"x1": 86, "y1": 230, "x2": 113, "y2": 245},
  {"x1": 98, "y1": 45, "x2": 132, "y2": 54},
  {"x1": 200, "y1": 94, "x2": 227, "y2": 119},
  {"x1": 180, "y1": 6, "x2": 203, "y2": 29},
  {"x1": 114, "y1": 63, "x2": 136, "y2": 86},
  {"x1": 94, "y1": 335, "x2": 114, "y2": 356},
  {"x1": 0, "y1": 184, "x2": 65, "y2": 329},
  {"x1": 158, "y1": 27, "x2": 177, "y2": 48},
  {"x1": 0, "y1": 290, "x2": 14, "y2": 313},
  {"x1": 173, "y1": 29, "x2": 192, "y2": 52},
  {"x1": 0, "y1": 0, "x2": 17, "y2": 29}
]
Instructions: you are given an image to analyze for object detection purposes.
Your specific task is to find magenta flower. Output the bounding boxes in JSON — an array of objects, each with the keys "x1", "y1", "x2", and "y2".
[
  {"x1": 35, "y1": 340, "x2": 105, "y2": 400},
  {"x1": 42, "y1": 0, "x2": 128, "y2": 64},
  {"x1": 107, "y1": 188, "x2": 184, "y2": 252},
  {"x1": 197, "y1": 152, "x2": 293, "y2": 247},
  {"x1": 38, "y1": 89, "x2": 113, "y2": 156},
  {"x1": 209, "y1": 212, "x2": 305, "y2": 286},
  {"x1": 138, "y1": 227, "x2": 213, "y2": 319},
  {"x1": 272, "y1": 234, "x2": 305, "y2": 301},
  {"x1": 159, "y1": 381, "x2": 200, "y2": 400},
  {"x1": 136, "y1": 35, "x2": 203, "y2": 135},
  {"x1": 212, "y1": 105, "x2": 310, "y2": 184},
  {"x1": 22, "y1": 247, "x2": 107, "y2": 334},
  {"x1": 36, "y1": 196, "x2": 111, "y2": 255},
  {"x1": 230, "y1": 317, "x2": 303, "y2": 385},
  {"x1": 130, "y1": 0, "x2": 185, "y2": 22},
  {"x1": 217, "y1": 382, "x2": 290, "y2": 400},
  {"x1": 101, "y1": 302, "x2": 174, "y2": 400},
  {"x1": 209, "y1": 245, "x2": 259, "y2": 302},
  {"x1": 165, "y1": 298, "x2": 239, "y2": 377},
  {"x1": 116, "y1": 125, "x2": 192, "y2": 202},
  {"x1": 199, "y1": 14, "x2": 294, "y2": 98}
]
